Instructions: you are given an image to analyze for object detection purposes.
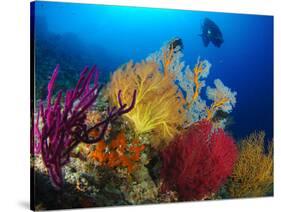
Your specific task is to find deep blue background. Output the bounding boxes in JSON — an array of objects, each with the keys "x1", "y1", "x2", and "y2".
[{"x1": 34, "y1": 1, "x2": 273, "y2": 141}]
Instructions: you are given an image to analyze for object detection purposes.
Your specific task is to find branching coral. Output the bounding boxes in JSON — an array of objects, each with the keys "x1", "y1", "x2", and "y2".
[
  {"x1": 33, "y1": 65, "x2": 136, "y2": 189},
  {"x1": 146, "y1": 37, "x2": 185, "y2": 78},
  {"x1": 88, "y1": 132, "x2": 145, "y2": 173},
  {"x1": 160, "y1": 120, "x2": 237, "y2": 201},
  {"x1": 171, "y1": 57, "x2": 210, "y2": 106},
  {"x1": 228, "y1": 131, "x2": 273, "y2": 198},
  {"x1": 176, "y1": 61, "x2": 236, "y2": 124},
  {"x1": 178, "y1": 58, "x2": 211, "y2": 123},
  {"x1": 147, "y1": 39, "x2": 236, "y2": 126},
  {"x1": 185, "y1": 60, "x2": 210, "y2": 109},
  {"x1": 108, "y1": 61, "x2": 185, "y2": 148},
  {"x1": 206, "y1": 79, "x2": 237, "y2": 120}
]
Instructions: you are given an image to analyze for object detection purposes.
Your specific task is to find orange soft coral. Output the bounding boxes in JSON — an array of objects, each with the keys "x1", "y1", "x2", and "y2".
[{"x1": 88, "y1": 132, "x2": 145, "y2": 173}]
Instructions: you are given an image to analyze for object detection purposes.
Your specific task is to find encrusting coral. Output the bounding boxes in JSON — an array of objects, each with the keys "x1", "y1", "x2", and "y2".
[
  {"x1": 120, "y1": 165, "x2": 159, "y2": 204},
  {"x1": 228, "y1": 131, "x2": 273, "y2": 198},
  {"x1": 160, "y1": 120, "x2": 237, "y2": 201},
  {"x1": 88, "y1": 131, "x2": 145, "y2": 173},
  {"x1": 108, "y1": 60, "x2": 185, "y2": 149}
]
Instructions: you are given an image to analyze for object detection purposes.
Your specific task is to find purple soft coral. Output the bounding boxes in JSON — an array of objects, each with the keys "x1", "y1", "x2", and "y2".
[{"x1": 33, "y1": 64, "x2": 136, "y2": 189}]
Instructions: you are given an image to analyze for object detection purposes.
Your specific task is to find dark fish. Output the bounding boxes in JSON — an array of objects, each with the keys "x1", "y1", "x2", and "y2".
[
  {"x1": 212, "y1": 109, "x2": 229, "y2": 122},
  {"x1": 200, "y1": 18, "x2": 224, "y2": 47},
  {"x1": 212, "y1": 109, "x2": 235, "y2": 130},
  {"x1": 168, "y1": 37, "x2": 184, "y2": 52}
]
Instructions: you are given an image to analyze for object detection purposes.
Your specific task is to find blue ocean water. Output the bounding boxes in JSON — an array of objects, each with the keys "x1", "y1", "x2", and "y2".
[{"x1": 33, "y1": 1, "x2": 273, "y2": 141}]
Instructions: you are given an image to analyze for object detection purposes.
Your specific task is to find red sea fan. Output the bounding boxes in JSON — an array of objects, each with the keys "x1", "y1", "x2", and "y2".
[{"x1": 160, "y1": 120, "x2": 237, "y2": 201}]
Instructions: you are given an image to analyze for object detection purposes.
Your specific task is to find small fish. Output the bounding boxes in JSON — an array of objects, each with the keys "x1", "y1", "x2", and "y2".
[
  {"x1": 168, "y1": 37, "x2": 184, "y2": 52},
  {"x1": 212, "y1": 109, "x2": 229, "y2": 122}
]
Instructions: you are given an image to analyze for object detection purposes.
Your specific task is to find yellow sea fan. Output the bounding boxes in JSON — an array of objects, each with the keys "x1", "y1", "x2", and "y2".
[
  {"x1": 108, "y1": 61, "x2": 185, "y2": 148},
  {"x1": 228, "y1": 131, "x2": 273, "y2": 198}
]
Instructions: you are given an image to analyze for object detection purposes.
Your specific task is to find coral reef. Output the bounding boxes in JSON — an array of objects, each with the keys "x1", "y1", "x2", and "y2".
[
  {"x1": 228, "y1": 131, "x2": 273, "y2": 198},
  {"x1": 108, "y1": 61, "x2": 185, "y2": 148},
  {"x1": 160, "y1": 120, "x2": 237, "y2": 201},
  {"x1": 33, "y1": 65, "x2": 136, "y2": 189},
  {"x1": 32, "y1": 37, "x2": 273, "y2": 209}
]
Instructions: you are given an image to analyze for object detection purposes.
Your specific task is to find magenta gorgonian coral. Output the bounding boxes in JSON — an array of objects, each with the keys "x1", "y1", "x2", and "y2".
[{"x1": 33, "y1": 64, "x2": 136, "y2": 189}]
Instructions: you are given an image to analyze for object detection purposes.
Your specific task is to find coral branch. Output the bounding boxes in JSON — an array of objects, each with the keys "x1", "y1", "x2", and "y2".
[
  {"x1": 33, "y1": 65, "x2": 136, "y2": 189},
  {"x1": 206, "y1": 97, "x2": 229, "y2": 120},
  {"x1": 187, "y1": 61, "x2": 204, "y2": 109},
  {"x1": 206, "y1": 79, "x2": 237, "y2": 120},
  {"x1": 163, "y1": 46, "x2": 175, "y2": 77}
]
